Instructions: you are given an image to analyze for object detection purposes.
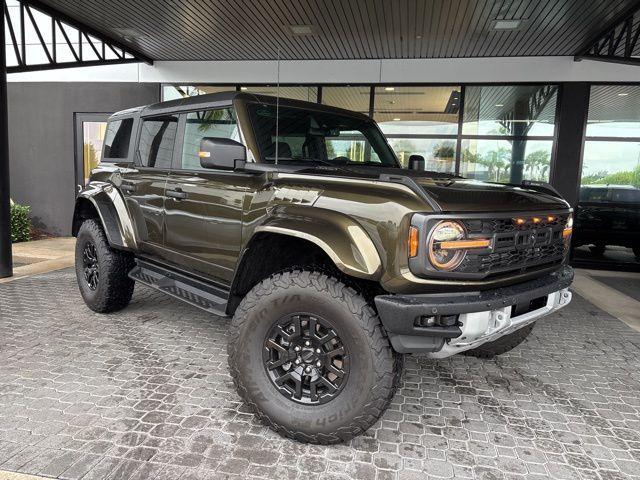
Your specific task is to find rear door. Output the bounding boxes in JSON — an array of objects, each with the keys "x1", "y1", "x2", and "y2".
[
  {"x1": 120, "y1": 114, "x2": 178, "y2": 258},
  {"x1": 163, "y1": 107, "x2": 251, "y2": 284}
]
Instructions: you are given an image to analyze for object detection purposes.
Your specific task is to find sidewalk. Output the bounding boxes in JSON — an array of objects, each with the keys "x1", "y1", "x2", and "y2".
[{"x1": 0, "y1": 237, "x2": 75, "y2": 284}]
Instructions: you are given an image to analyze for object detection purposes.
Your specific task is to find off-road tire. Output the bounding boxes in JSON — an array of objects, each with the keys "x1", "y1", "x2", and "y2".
[
  {"x1": 589, "y1": 244, "x2": 606, "y2": 256},
  {"x1": 228, "y1": 270, "x2": 402, "y2": 444},
  {"x1": 463, "y1": 323, "x2": 535, "y2": 359},
  {"x1": 633, "y1": 245, "x2": 640, "y2": 260},
  {"x1": 75, "y1": 219, "x2": 135, "y2": 313}
]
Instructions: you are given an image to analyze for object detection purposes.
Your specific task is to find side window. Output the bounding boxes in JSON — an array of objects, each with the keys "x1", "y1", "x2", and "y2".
[
  {"x1": 181, "y1": 108, "x2": 239, "y2": 170},
  {"x1": 137, "y1": 115, "x2": 178, "y2": 168},
  {"x1": 103, "y1": 118, "x2": 133, "y2": 159}
]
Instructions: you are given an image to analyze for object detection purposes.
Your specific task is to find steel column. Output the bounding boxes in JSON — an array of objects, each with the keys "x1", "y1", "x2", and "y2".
[{"x1": 0, "y1": 4, "x2": 13, "y2": 278}]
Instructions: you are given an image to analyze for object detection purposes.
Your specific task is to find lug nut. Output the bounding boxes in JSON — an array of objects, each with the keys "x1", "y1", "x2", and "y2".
[
  {"x1": 305, "y1": 341, "x2": 310, "y2": 346},
  {"x1": 295, "y1": 358, "x2": 301, "y2": 364},
  {"x1": 305, "y1": 366, "x2": 312, "y2": 373},
  {"x1": 294, "y1": 346, "x2": 301, "y2": 352},
  {"x1": 315, "y1": 348, "x2": 321, "y2": 354},
  {"x1": 316, "y1": 361, "x2": 322, "y2": 367}
]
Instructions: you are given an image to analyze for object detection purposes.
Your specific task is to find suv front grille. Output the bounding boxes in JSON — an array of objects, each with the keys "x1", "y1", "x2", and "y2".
[{"x1": 457, "y1": 213, "x2": 569, "y2": 276}]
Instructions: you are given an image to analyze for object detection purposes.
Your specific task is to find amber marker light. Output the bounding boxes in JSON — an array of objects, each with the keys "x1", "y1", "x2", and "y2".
[
  {"x1": 547, "y1": 215, "x2": 555, "y2": 222},
  {"x1": 532, "y1": 217, "x2": 541, "y2": 223},
  {"x1": 439, "y1": 239, "x2": 491, "y2": 250},
  {"x1": 515, "y1": 218, "x2": 526, "y2": 225},
  {"x1": 408, "y1": 226, "x2": 419, "y2": 257},
  {"x1": 198, "y1": 151, "x2": 211, "y2": 158}
]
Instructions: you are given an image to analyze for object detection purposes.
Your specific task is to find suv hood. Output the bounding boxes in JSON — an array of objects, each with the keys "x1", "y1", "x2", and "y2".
[
  {"x1": 413, "y1": 177, "x2": 568, "y2": 212},
  {"x1": 324, "y1": 165, "x2": 569, "y2": 212}
]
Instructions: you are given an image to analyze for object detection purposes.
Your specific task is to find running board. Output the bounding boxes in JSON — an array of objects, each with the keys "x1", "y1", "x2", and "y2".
[{"x1": 128, "y1": 259, "x2": 229, "y2": 317}]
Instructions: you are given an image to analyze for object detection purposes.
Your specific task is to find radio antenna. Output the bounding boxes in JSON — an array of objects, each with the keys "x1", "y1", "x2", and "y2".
[{"x1": 275, "y1": 46, "x2": 281, "y2": 165}]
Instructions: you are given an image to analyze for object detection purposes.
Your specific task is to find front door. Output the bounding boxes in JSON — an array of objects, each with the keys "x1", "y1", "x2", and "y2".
[
  {"x1": 120, "y1": 114, "x2": 179, "y2": 258},
  {"x1": 163, "y1": 107, "x2": 252, "y2": 284}
]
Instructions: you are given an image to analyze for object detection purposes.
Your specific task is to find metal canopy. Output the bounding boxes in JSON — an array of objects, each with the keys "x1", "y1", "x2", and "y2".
[
  {"x1": 35, "y1": 0, "x2": 640, "y2": 61},
  {"x1": 574, "y1": 0, "x2": 640, "y2": 66},
  {"x1": 4, "y1": 0, "x2": 153, "y2": 73}
]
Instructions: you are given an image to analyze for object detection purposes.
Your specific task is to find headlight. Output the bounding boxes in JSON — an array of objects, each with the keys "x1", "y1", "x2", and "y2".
[
  {"x1": 427, "y1": 221, "x2": 467, "y2": 270},
  {"x1": 563, "y1": 214, "x2": 573, "y2": 239}
]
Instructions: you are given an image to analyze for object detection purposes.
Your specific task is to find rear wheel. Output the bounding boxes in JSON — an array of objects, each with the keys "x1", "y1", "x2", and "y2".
[
  {"x1": 228, "y1": 270, "x2": 402, "y2": 444},
  {"x1": 463, "y1": 323, "x2": 535, "y2": 359},
  {"x1": 75, "y1": 219, "x2": 135, "y2": 313},
  {"x1": 589, "y1": 243, "x2": 606, "y2": 256},
  {"x1": 633, "y1": 245, "x2": 640, "y2": 260}
]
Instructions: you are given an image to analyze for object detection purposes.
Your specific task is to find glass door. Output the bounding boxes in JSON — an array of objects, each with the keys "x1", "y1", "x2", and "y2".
[{"x1": 74, "y1": 113, "x2": 111, "y2": 187}]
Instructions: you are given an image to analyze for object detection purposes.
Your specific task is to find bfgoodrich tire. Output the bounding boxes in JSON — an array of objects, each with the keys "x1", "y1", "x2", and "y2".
[
  {"x1": 75, "y1": 219, "x2": 135, "y2": 313},
  {"x1": 228, "y1": 270, "x2": 402, "y2": 444},
  {"x1": 463, "y1": 323, "x2": 535, "y2": 359}
]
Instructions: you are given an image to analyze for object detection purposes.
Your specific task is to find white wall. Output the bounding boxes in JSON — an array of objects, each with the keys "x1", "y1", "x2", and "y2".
[{"x1": 8, "y1": 56, "x2": 640, "y2": 84}]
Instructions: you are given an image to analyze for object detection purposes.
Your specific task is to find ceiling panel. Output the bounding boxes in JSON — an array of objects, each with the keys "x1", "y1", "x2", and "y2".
[{"x1": 36, "y1": 0, "x2": 640, "y2": 61}]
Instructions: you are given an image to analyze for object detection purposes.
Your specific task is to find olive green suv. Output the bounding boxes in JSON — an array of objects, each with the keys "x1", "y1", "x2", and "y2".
[{"x1": 73, "y1": 92, "x2": 573, "y2": 444}]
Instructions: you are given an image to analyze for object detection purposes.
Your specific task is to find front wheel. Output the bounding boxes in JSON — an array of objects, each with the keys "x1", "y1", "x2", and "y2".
[{"x1": 228, "y1": 270, "x2": 402, "y2": 444}]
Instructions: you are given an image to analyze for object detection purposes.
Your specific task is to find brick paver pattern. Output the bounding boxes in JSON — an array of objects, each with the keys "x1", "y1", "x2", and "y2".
[{"x1": 1, "y1": 268, "x2": 640, "y2": 480}]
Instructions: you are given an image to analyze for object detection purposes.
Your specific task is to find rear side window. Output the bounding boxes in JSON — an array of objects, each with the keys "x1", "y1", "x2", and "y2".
[
  {"x1": 103, "y1": 118, "x2": 133, "y2": 159},
  {"x1": 137, "y1": 115, "x2": 178, "y2": 169}
]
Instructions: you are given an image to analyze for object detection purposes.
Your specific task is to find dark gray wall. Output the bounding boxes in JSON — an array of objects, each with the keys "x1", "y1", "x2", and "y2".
[{"x1": 7, "y1": 82, "x2": 159, "y2": 235}]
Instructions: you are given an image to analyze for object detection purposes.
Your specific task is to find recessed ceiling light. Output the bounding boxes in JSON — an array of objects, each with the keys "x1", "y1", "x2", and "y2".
[
  {"x1": 288, "y1": 24, "x2": 315, "y2": 36},
  {"x1": 492, "y1": 19, "x2": 523, "y2": 30},
  {"x1": 495, "y1": 103, "x2": 504, "y2": 107},
  {"x1": 416, "y1": 35, "x2": 422, "y2": 39},
  {"x1": 393, "y1": 118, "x2": 401, "y2": 121},
  {"x1": 618, "y1": 93, "x2": 629, "y2": 96},
  {"x1": 385, "y1": 87, "x2": 395, "y2": 91}
]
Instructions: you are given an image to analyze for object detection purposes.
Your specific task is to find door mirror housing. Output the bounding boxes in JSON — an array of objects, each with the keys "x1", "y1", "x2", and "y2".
[
  {"x1": 408, "y1": 154, "x2": 425, "y2": 171},
  {"x1": 199, "y1": 137, "x2": 246, "y2": 170}
]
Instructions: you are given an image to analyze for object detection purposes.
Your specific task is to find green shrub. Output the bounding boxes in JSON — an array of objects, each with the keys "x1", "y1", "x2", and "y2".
[{"x1": 10, "y1": 202, "x2": 31, "y2": 243}]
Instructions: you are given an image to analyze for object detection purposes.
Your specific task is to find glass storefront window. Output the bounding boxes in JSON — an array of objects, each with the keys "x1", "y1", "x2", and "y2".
[
  {"x1": 387, "y1": 138, "x2": 456, "y2": 172},
  {"x1": 463, "y1": 85, "x2": 558, "y2": 137},
  {"x1": 162, "y1": 85, "x2": 236, "y2": 101},
  {"x1": 460, "y1": 139, "x2": 553, "y2": 182},
  {"x1": 239, "y1": 86, "x2": 318, "y2": 102},
  {"x1": 374, "y1": 86, "x2": 461, "y2": 135},
  {"x1": 321, "y1": 87, "x2": 371, "y2": 115},
  {"x1": 573, "y1": 84, "x2": 640, "y2": 268},
  {"x1": 586, "y1": 85, "x2": 640, "y2": 138}
]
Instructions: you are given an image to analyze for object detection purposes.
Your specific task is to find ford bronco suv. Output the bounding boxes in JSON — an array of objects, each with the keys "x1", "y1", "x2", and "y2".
[{"x1": 73, "y1": 92, "x2": 574, "y2": 444}]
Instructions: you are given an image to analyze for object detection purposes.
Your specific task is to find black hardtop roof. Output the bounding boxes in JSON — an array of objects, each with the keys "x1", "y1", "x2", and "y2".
[{"x1": 110, "y1": 91, "x2": 371, "y2": 120}]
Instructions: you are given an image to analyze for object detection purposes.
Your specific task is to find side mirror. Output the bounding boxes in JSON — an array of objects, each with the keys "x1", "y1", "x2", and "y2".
[
  {"x1": 408, "y1": 154, "x2": 425, "y2": 171},
  {"x1": 199, "y1": 137, "x2": 246, "y2": 170}
]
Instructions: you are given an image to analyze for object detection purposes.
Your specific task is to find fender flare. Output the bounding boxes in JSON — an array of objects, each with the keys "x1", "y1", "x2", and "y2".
[
  {"x1": 73, "y1": 182, "x2": 138, "y2": 250},
  {"x1": 253, "y1": 208, "x2": 382, "y2": 280}
]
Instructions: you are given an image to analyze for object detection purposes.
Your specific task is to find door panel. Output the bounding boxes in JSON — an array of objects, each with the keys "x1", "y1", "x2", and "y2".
[
  {"x1": 120, "y1": 168, "x2": 168, "y2": 252},
  {"x1": 164, "y1": 171, "x2": 249, "y2": 283},
  {"x1": 120, "y1": 114, "x2": 178, "y2": 258}
]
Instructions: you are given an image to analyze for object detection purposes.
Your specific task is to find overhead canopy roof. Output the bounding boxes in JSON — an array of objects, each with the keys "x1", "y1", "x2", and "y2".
[{"x1": 37, "y1": 0, "x2": 640, "y2": 61}]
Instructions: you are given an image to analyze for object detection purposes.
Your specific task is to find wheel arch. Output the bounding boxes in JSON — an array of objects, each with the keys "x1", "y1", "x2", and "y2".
[
  {"x1": 226, "y1": 224, "x2": 383, "y2": 316},
  {"x1": 72, "y1": 183, "x2": 137, "y2": 250}
]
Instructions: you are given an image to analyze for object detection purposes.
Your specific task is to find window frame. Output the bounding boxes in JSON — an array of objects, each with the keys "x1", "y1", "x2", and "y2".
[{"x1": 134, "y1": 114, "x2": 180, "y2": 170}]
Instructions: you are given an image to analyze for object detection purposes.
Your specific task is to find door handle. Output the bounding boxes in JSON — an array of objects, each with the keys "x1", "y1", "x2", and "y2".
[
  {"x1": 120, "y1": 183, "x2": 136, "y2": 194},
  {"x1": 166, "y1": 188, "x2": 187, "y2": 200}
]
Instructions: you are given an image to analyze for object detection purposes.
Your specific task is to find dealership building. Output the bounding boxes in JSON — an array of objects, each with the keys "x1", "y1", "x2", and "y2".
[{"x1": 3, "y1": 0, "x2": 640, "y2": 273}]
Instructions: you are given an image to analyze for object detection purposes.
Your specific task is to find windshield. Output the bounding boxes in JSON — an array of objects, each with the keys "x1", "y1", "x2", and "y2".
[{"x1": 247, "y1": 103, "x2": 399, "y2": 167}]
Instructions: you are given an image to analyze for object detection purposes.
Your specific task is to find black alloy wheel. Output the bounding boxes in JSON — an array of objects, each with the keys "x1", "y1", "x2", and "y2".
[
  {"x1": 82, "y1": 241, "x2": 99, "y2": 290},
  {"x1": 263, "y1": 313, "x2": 349, "y2": 405}
]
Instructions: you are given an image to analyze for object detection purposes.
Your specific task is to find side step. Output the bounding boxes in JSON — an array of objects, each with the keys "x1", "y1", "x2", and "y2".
[{"x1": 128, "y1": 259, "x2": 229, "y2": 317}]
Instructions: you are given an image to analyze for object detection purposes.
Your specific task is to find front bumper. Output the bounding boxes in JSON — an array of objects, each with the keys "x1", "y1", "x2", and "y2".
[{"x1": 375, "y1": 266, "x2": 573, "y2": 355}]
